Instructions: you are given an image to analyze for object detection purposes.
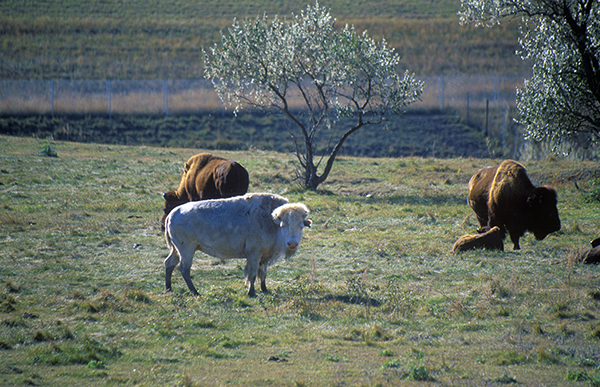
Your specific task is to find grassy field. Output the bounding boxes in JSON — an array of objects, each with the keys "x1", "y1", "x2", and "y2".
[
  {"x1": 1, "y1": 135, "x2": 599, "y2": 386},
  {"x1": 0, "y1": 0, "x2": 528, "y2": 79}
]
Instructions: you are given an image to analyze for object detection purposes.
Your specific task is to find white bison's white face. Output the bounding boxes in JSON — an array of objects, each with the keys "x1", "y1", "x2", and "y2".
[{"x1": 272, "y1": 203, "x2": 311, "y2": 256}]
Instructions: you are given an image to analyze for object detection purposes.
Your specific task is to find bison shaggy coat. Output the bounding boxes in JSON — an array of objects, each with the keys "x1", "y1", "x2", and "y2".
[
  {"x1": 453, "y1": 226, "x2": 504, "y2": 254},
  {"x1": 580, "y1": 246, "x2": 600, "y2": 264},
  {"x1": 164, "y1": 193, "x2": 311, "y2": 297},
  {"x1": 161, "y1": 153, "x2": 249, "y2": 229},
  {"x1": 468, "y1": 159, "x2": 560, "y2": 250}
]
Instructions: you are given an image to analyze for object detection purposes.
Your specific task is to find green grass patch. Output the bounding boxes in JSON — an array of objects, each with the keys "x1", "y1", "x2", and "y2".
[
  {"x1": 1, "y1": 135, "x2": 599, "y2": 386},
  {"x1": 31, "y1": 339, "x2": 121, "y2": 366}
]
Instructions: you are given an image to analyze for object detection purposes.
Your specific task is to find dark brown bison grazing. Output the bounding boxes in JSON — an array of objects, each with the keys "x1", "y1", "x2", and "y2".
[
  {"x1": 161, "y1": 153, "x2": 249, "y2": 230},
  {"x1": 467, "y1": 160, "x2": 561, "y2": 250},
  {"x1": 453, "y1": 226, "x2": 504, "y2": 254}
]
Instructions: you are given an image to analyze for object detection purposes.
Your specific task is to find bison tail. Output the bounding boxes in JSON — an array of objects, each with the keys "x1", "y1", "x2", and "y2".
[{"x1": 164, "y1": 221, "x2": 174, "y2": 250}]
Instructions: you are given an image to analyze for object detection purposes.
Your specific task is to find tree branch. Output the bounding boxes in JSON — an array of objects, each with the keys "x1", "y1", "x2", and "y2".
[{"x1": 313, "y1": 115, "x2": 367, "y2": 187}]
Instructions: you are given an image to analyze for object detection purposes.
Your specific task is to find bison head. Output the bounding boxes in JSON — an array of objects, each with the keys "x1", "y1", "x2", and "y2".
[
  {"x1": 161, "y1": 190, "x2": 189, "y2": 231},
  {"x1": 271, "y1": 203, "x2": 311, "y2": 258},
  {"x1": 528, "y1": 186, "x2": 561, "y2": 240}
]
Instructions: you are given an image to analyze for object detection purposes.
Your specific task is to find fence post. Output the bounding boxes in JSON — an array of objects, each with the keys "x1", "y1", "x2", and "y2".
[
  {"x1": 437, "y1": 76, "x2": 444, "y2": 109},
  {"x1": 485, "y1": 99, "x2": 489, "y2": 137},
  {"x1": 495, "y1": 74, "x2": 500, "y2": 101},
  {"x1": 466, "y1": 92, "x2": 470, "y2": 125},
  {"x1": 163, "y1": 79, "x2": 169, "y2": 117},
  {"x1": 49, "y1": 80, "x2": 54, "y2": 118},
  {"x1": 513, "y1": 123, "x2": 520, "y2": 159},
  {"x1": 501, "y1": 105, "x2": 508, "y2": 154},
  {"x1": 106, "y1": 80, "x2": 112, "y2": 119}
]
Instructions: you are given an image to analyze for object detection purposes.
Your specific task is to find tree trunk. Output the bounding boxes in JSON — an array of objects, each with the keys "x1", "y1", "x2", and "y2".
[
  {"x1": 305, "y1": 159, "x2": 320, "y2": 190},
  {"x1": 302, "y1": 119, "x2": 367, "y2": 190}
]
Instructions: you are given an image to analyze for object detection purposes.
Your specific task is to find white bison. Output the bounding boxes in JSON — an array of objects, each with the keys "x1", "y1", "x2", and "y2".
[{"x1": 163, "y1": 193, "x2": 311, "y2": 297}]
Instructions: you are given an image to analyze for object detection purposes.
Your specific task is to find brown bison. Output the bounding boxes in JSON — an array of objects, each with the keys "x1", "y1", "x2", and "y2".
[
  {"x1": 161, "y1": 153, "x2": 249, "y2": 230},
  {"x1": 580, "y1": 246, "x2": 600, "y2": 264},
  {"x1": 453, "y1": 226, "x2": 504, "y2": 254},
  {"x1": 579, "y1": 238, "x2": 600, "y2": 264},
  {"x1": 467, "y1": 160, "x2": 560, "y2": 250}
]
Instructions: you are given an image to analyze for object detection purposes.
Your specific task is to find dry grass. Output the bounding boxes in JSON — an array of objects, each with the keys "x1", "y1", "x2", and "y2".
[{"x1": 0, "y1": 0, "x2": 529, "y2": 80}]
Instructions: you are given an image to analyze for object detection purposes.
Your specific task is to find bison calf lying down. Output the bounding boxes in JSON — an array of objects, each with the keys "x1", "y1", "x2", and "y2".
[
  {"x1": 579, "y1": 238, "x2": 600, "y2": 264},
  {"x1": 468, "y1": 159, "x2": 560, "y2": 250},
  {"x1": 164, "y1": 193, "x2": 311, "y2": 297},
  {"x1": 580, "y1": 246, "x2": 600, "y2": 264},
  {"x1": 453, "y1": 226, "x2": 504, "y2": 254},
  {"x1": 161, "y1": 153, "x2": 249, "y2": 230}
]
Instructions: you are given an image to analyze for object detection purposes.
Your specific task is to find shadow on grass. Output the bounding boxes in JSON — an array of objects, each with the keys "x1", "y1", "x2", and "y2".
[{"x1": 322, "y1": 294, "x2": 382, "y2": 307}]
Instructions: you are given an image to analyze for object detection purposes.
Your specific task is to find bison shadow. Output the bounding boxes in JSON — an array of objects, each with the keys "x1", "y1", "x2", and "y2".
[{"x1": 322, "y1": 294, "x2": 382, "y2": 307}]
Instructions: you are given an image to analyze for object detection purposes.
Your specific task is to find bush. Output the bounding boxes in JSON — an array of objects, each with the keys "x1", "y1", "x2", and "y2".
[
  {"x1": 585, "y1": 179, "x2": 600, "y2": 203},
  {"x1": 565, "y1": 369, "x2": 591, "y2": 382},
  {"x1": 38, "y1": 138, "x2": 58, "y2": 157}
]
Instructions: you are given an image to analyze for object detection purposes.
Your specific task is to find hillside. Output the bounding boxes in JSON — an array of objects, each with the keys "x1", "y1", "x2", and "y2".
[
  {"x1": 0, "y1": 0, "x2": 529, "y2": 79},
  {"x1": 0, "y1": 0, "x2": 529, "y2": 159},
  {"x1": 0, "y1": 110, "x2": 494, "y2": 159}
]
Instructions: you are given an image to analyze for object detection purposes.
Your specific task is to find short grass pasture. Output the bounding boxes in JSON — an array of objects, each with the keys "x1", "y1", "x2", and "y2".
[{"x1": 1, "y1": 135, "x2": 599, "y2": 386}]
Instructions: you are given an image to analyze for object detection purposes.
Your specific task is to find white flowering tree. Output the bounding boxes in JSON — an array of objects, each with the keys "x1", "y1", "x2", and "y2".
[
  {"x1": 460, "y1": 0, "x2": 600, "y2": 151},
  {"x1": 203, "y1": 2, "x2": 423, "y2": 189}
]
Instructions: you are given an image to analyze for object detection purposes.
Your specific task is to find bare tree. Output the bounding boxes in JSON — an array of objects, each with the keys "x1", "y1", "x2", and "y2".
[{"x1": 203, "y1": 2, "x2": 423, "y2": 189}]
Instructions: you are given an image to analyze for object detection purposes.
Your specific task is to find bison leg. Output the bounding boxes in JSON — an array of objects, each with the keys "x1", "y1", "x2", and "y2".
[
  {"x1": 244, "y1": 254, "x2": 261, "y2": 297},
  {"x1": 176, "y1": 244, "x2": 200, "y2": 296},
  {"x1": 258, "y1": 263, "x2": 268, "y2": 293},
  {"x1": 487, "y1": 213, "x2": 507, "y2": 241},
  {"x1": 164, "y1": 248, "x2": 180, "y2": 293},
  {"x1": 470, "y1": 201, "x2": 489, "y2": 231},
  {"x1": 245, "y1": 276, "x2": 257, "y2": 298},
  {"x1": 509, "y1": 233, "x2": 521, "y2": 250}
]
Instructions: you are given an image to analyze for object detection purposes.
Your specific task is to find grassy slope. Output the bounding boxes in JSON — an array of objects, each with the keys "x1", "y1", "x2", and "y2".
[
  {"x1": 1, "y1": 136, "x2": 599, "y2": 386},
  {"x1": 0, "y1": 0, "x2": 530, "y2": 161},
  {"x1": 0, "y1": 0, "x2": 528, "y2": 79},
  {"x1": 0, "y1": 110, "x2": 495, "y2": 159}
]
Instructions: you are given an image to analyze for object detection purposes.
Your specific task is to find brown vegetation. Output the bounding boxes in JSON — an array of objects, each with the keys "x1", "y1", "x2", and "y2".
[{"x1": 0, "y1": 0, "x2": 529, "y2": 80}]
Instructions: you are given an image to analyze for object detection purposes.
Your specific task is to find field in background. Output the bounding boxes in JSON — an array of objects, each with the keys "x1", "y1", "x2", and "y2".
[
  {"x1": 0, "y1": 75, "x2": 531, "y2": 160},
  {"x1": 1, "y1": 0, "x2": 546, "y2": 162},
  {"x1": 1, "y1": 136, "x2": 599, "y2": 386},
  {"x1": 0, "y1": 0, "x2": 529, "y2": 79},
  {"x1": 0, "y1": 110, "x2": 498, "y2": 160}
]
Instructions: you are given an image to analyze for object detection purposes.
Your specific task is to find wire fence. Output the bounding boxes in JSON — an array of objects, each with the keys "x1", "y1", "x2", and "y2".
[
  {"x1": 5, "y1": 75, "x2": 597, "y2": 160},
  {"x1": 0, "y1": 79, "x2": 223, "y2": 117},
  {"x1": 0, "y1": 75, "x2": 526, "y2": 119},
  {"x1": 0, "y1": 75, "x2": 531, "y2": 156}
]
